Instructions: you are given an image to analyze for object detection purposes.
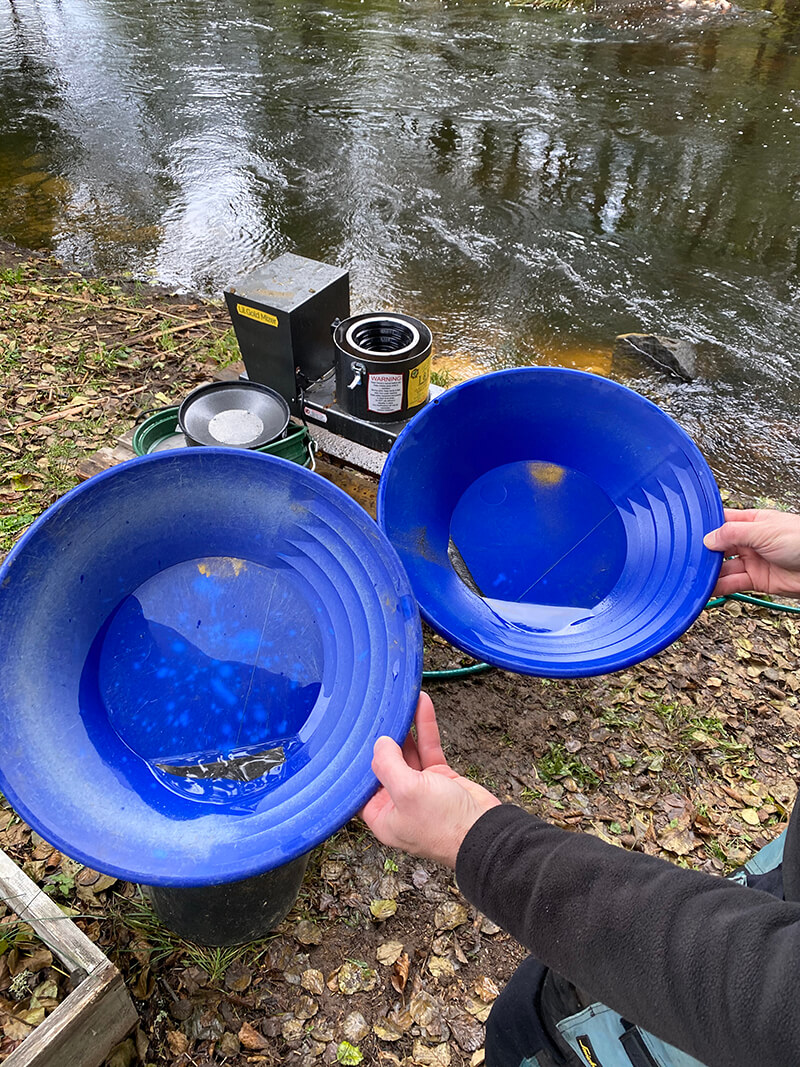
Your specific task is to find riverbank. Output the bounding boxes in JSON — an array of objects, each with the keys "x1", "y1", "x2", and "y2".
[{"x1": 1, "y1": 241, "x2": 798, "y2": 1067}]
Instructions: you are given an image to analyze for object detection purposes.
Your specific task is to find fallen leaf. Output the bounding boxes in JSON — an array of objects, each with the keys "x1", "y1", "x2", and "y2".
[
  {"x1": 218, "y1": 1031, "x2": 240, "y2": 1057},
  {"x1": 283, "y1": 952, "x2": 310, "y2": 984},
  {"x1": 412, "y1": 1039, "x2": 451, "y2": 1066},
  {"x1": 659, "y1": 826, "x2": 699, "y2": 856},
  {"x1": 342, "y1": 1011, "x2": 370, "y2": 1043},
  {"x1": 2, "y1": 1017, "x2": 34, "y2": 1042},
  {"x1": 23, "y1": 946, "x2": 52, "y2": 973},
  {"x1": 391, "y1": 952, "x2": 410, "y2": 993},
  {"x1": 376, "y1": 940, "x2": 404, "y2": 966},
  {"x1": 447, "y1": 1010, "x2": 484, "y2": 1052},
  {"x1": 282, "y1": 1017, "x2": 305, "y2": 1043},
  {"x1": 427, "y1": 956, "x2": 455, "y2": 980},
  {"x1": 474, "y1": 976, "x2": 500, "y2": 1002},
  {"x1": 387, "y1": 1006, "x2": 415, "y2": 1033},
  {"x1": 293, "y1": 994, "x2": 318, "y2": 1020},
  {"x1": 409, "y1": 989, "x2": 443, "y2": 1031},
  {"x1": 263, "y1": 937, "x2": 296, "y2": 972},
  {"x1": 370, "y1": 898, "x2": 398, "y2": 921},
  {"x1": 412, "y1": 868, "x2": 430, "y2": 888},
  {"x1": 18, "y1": 1006, "x2": 45, "y2": 1027},
  {"x1": 131, "y1": 966, "x2": 154, "y2": 1000},
  {"x1": 337, "y1": 1039, "x2": 364, "y2": 1064},
  {"x1": 464, "y1": 996, "x2": 492, "y2": 1023},
  {"x1": 76, "y1": 867, "x2": 117, "y2": 890},
  {"x1": 301, "y1": 968, "x2": 325, "y2": 995},
  {"x1": 238, "y1": 1021, "x2": 269, "y2": 1051},
  {"x1": 434, "y1": 901, "x2": 468, "y2": 931},
  {"x1": 294, "y1": 919, "x2": 324, "y2": 945},
  {"x1": 374, "y1": 1017, "x2": 405, "y2": 1042},
  {"x1": 166, "y1": 1031, "x2": 189, "y2": 1055},
  {"x1": 224, "y1": 959, "x2": 252, "y2": 991}
]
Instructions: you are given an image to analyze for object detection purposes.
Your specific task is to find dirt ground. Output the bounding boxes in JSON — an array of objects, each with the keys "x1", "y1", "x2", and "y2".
[{"x1": 1, "y1": 240, "x2": 798, "y2": 1067}]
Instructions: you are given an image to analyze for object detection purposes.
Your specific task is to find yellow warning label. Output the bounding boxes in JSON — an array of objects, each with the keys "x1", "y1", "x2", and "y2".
[
  {"x1": 237, "y1": 303, "x2": 278, "y2": 327},
  {"x1": 407, "y1": 355, "x2": 431, "y2": 408}
]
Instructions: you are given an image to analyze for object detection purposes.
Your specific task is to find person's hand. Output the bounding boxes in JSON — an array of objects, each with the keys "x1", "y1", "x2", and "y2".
[
  {"x1": 704, "y1": 508, "x2": 800, "y2": 599},
  {"x1": 360, "y1": 692, "x2": 501, "y2": 869}
]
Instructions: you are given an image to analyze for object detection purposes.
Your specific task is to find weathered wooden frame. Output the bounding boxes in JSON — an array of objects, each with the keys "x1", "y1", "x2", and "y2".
[{"x1": 0, "y1": 848, "x2": 137, "y2": 1067}]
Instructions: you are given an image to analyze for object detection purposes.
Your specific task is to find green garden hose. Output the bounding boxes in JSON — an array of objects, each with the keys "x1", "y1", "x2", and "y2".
[
  {"x1": 706, "y1": 592, "x2": 800, "y2": 614},
  {"x1": 422, "y1": 661, "x2": 493, "y2": 680},
  {"x1": 422, "y1": 592, "x2": 800, "y2": 682}
]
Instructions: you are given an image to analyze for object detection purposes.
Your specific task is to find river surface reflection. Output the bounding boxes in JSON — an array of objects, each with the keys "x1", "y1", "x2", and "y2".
[{"x1": 1, "y1": 0, "x2": 798, "y2": 499}]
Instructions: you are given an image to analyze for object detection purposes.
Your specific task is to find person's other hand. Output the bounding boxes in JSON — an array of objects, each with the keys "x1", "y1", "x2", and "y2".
[
  {"x1": 704, "y1": 508, "x2": 800, "y2": 598},
  {"x1": 361, "y1": 692, "x2": 501, "y2": 869}
]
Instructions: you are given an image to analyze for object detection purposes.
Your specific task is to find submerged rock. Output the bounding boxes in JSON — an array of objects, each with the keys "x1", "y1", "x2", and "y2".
[{"x1": 613, "y1": 332, "x2": 697, "y2": 381}]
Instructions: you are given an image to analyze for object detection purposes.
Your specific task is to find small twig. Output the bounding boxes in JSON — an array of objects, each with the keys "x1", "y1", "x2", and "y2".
[
  {"x1": 123, "y1": 316, "x2": 213, "y2": 348},
  {"x1": 12, "y1": 284, "x2": 213, "y2": 323},
  {"x1": 0, "y1": 385, "x2": 148, "y2": 435},
  {"x1": 14, "y1": 286, "x2": 161, "y2": 317}
]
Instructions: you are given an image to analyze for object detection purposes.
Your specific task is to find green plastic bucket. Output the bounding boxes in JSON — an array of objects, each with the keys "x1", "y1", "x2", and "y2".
[
  {"x1": 260, "y1": 421, "x2": 315, "y2": 466},
  {"x1": 132, "y1": 407, "x2": 315, "y2": 467},
  {"x1": 132, "y1": 407, "x2": 185, "y2": 455}
]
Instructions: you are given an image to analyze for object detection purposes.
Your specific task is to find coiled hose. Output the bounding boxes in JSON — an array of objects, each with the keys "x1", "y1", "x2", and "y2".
[{"x1": 422, "y1": 592, "x2": 800, "y2": 680}]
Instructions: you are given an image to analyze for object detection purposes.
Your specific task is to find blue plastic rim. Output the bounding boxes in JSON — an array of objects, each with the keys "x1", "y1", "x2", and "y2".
[
  {"x1": 377, "y1": 367, "x2": 723, "y2": 678},
  {"x1": 0, "y1": 449, "x2": 422, "y2": 886}
]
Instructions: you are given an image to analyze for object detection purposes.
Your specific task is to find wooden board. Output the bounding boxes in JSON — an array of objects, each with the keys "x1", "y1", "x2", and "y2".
[{"x1": 0, "y1": 849, "x2": 137, "y2": 1067}]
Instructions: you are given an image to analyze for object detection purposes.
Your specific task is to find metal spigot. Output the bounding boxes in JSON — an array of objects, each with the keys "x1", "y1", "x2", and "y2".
[{"x1": 348, "y1": 361, "x2": 366, "y2": 390}]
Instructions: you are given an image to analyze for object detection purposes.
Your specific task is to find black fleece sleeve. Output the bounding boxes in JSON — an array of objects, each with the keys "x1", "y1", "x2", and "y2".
[{"x1": 455, "y1": 805, "x2": 800, "y2": 1067}]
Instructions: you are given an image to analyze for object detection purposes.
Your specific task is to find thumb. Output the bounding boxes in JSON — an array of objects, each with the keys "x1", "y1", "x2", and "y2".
[
  {"x1": 372, "y1": 735, "x2": 419, "y2": 801},
  {"x1": 703, "y1": 521, "x2": 760, "y2": 554}
]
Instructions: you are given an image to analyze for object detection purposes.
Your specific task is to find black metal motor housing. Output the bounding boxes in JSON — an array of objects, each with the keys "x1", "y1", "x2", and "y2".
[
  {"x1": 332, "y1": 313, "x2": 432, "y2": 424},
  {"x1": 224, "y1": 253, "x2": 350, "y2": 410}
]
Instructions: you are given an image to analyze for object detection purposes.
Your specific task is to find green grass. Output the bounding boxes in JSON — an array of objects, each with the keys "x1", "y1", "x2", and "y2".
[
  {"x1": 754, "y1": 496, "x2": 792, "y2": 512},
  {"x1": 206, "y1": 327, "x2": 241, "y2": 368},
  {"x1": 109, "y1": 890, "x2": 276, "y2": 980},
  {"x1": 652, "y1": 700, "x2": 690, "y2": 730},
  {"x1": 537, "y1": 742, "x2": 600, "y2": 790},
  {"x1": 599, "y1": 707, "x2": 639, "y2": 729},
  {"x1": 0, "y1": 512, "x2": 38, "y2": 548},
  {"x1": 0, "y1": 265, "x2": 28, "y2": 285}
]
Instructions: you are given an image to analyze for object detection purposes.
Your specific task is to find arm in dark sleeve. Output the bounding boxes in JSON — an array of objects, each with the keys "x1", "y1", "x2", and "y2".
[{"x1": 455, "y1": 804, "x2": 800, "y2": 1067}]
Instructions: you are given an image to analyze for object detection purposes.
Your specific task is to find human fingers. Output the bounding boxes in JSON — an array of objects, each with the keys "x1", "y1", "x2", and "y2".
[
  {"x1": 371, "y1": 735, "x2": 420, "y2": 804},
  {"x1": 413, "y1": 692, "x2": 448, "y2": 770},
  {"x1": 722, "y1": 508, "x2": 759, "y2": 524},
  {"x1": 360, "y1": 784, "x2": 392, "y2": 827},
  {"x1": 703, "y1": 520, "x2": 767, "y2": 555},
  {"x1": 402, "y1": 728, "x2": 422, "y2": 772},
  {"x1": 716, "y1": 556, "x2": 747, "y2": 580},
  {"x1": 711, "y1": 569, "x2": 757, "y2": 598},
  {"x1": 705, "y1": 512, "x2": 800, "y2": 568}
]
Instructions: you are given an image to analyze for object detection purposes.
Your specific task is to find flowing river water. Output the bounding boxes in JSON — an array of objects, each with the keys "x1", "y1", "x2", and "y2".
[{"x1": 1, "y1": 0, "x2": 798, "y2": 499}]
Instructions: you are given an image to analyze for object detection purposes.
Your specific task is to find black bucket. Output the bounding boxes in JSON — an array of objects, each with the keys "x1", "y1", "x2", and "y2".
[
  {"x1": 332, "y1": 312, "x2": 432, "y2": 423},
  {"x1": 144, "y1": 851, "x2": 311, "y2": 946}
]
